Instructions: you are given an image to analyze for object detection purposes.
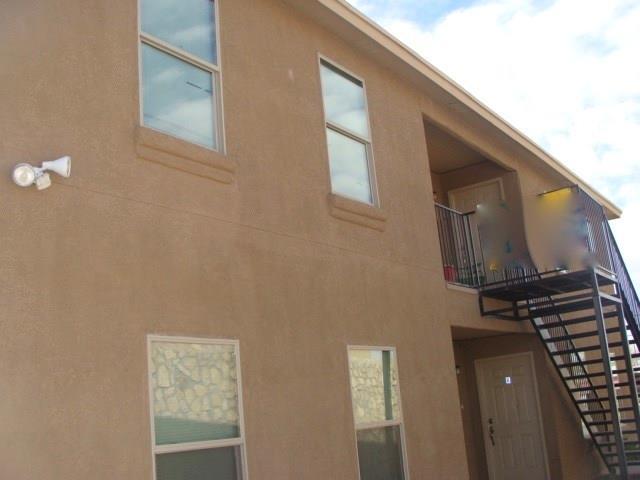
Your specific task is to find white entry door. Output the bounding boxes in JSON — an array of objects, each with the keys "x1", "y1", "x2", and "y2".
[
  {"x1": 448, "y1": 178, "x2": 504, "y2": 213},
  {"x1": 448, "y1": 178, "x2": 504, "y2": 275},
  {"x1": 475, "y1": 353, "x2": 549, "y2": 480}
]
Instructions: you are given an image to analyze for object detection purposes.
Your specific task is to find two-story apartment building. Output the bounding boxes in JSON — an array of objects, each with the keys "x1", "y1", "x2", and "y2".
[{"x1": 2, "y1": 1, "x2": 639, "y2": 479}]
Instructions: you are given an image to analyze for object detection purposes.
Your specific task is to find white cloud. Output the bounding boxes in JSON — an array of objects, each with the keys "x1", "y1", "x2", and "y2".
[{"x1": 348, "y1": 0, "x2": 640, "y2": 286}]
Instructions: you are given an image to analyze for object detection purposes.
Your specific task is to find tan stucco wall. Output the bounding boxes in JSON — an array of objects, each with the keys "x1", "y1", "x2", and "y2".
[{"x1": 0, "y1": 0, "x2": 592, "y2": 479}]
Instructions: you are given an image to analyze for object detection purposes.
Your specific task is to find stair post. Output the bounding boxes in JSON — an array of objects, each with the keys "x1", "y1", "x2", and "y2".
[
  {"x1": 592, "y1": 268, "x2": 628, "y2": 476},
  {"x1": 616, "y1": 300, "x2": 640, "y2": 447}
]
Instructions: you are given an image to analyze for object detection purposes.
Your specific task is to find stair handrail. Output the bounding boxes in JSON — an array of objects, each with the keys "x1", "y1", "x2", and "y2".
[
  {"x1": 576, "y1": 186, "x2": 640, "y2": 343},
  {"x1": 605, "y1": 222, "x2": 640, "y2": 342}
]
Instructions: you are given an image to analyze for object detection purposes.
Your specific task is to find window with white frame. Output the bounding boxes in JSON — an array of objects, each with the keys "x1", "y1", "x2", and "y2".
[
  {"x1": 148, "y1": 336, "x2": 247, "y2": 480},
  {"x1": 139, "y1": 0, "x2": 223, "y2": 151},
  {"x1": 348, "y1": 347, "x2": 409, "y2": 480},
  {"x1": 320, "y1": 59, "x2": 377, "y2": 205}
]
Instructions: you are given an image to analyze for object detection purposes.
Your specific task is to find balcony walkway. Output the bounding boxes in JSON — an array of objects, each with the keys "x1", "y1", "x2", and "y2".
[{"x1": 480, "y1": 268, "x2": 616, "y2": 303}]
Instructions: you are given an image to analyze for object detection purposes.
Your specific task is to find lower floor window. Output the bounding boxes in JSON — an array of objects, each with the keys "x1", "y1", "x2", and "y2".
[
  {"x1": 348, "y1": 347, "x2": 409, "y2": 480},
  {"x1": 148, "y1": 336, "x2": 247, "y2": 480},
  {"x1": 356, "y1": 425, "x2": 406, "y2": 480},
  {"x1": 156, "y1": 447, "x2": 242, "y2": 480}
]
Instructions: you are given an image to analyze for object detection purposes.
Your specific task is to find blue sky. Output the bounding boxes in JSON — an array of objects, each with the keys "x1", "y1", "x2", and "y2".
[
  {"x1": 348, "y1": 0, "x2": 640, "y2": 287},
  {"x1": 349, "y1": 0, "x2": 480, "y2": 25}
]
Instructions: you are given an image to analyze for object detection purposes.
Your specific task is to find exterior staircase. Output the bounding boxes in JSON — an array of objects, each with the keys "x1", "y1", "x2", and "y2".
[
  {"x1": 479, "y1": 267, "x2": 640, "y2": 477},
  {"x1": 434, "y1": 183, "x2": 640, "y2": 476},
  {"x1": 474, "y1": 188, "x2": 640, "y2": 477}
]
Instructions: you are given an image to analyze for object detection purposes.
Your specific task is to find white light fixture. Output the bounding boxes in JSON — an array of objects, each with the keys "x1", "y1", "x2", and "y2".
[{"x1": 11, "y1": 156, "x2": 71, "y2": 190}]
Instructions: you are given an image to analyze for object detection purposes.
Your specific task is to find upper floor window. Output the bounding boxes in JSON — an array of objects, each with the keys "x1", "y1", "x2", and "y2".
[
  {"x1": 320, "y1": 59, "x2": 377, "y2": 205},
  {"x1": 139, "y1": 0, "x2": 223, "y2": 151},
  {"x1": 348, "y1": 347, "x2": 409, "y2": 480},
  {"x1": 148, "y1": 336, "x2": 247, "y2": 479}
]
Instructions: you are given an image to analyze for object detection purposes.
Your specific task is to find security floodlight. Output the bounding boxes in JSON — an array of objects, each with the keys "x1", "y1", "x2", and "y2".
[
  {"x1": 12, "y1": 163, "x2": 37, "y2": 187},
  {"x1": 11, "y1": 156, "x2": 71, "y2": 190},
  {"x1": 42, "y1": 156, "x2": 71, "y2": 178}
]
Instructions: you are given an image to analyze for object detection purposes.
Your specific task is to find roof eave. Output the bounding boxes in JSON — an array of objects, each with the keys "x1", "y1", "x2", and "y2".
[{"x1": 290, "y1": 0, "x2": 622, "y2": 218}]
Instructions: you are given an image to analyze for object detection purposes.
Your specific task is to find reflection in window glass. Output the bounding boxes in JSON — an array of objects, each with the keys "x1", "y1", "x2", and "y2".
[
  {"x1": 348, "y1": 347, "x2": 407, "y2": 480},
  {"x1": 150, "y1": 341, "x2": 239, "y2": 445},
  {"x1": 320, "y1": 62, "x2": 369, "y2": 138},
  {"x1": 327, "y1": 129, "x2": 372, "y2": 205},
  {"x1": 141, "y1": 0, "x2": 218, "y2": 64},
  {"x1": 156, "y1": 447, "x2": 241, "y2": 480},
  {"x1": 142, "y1": 44, "x2": 217, "y2": 150},
  {"x1": 320, "y1": 60, "x2": 376, "y2": 205},
  {"x1": 348, "y1": 349, "x2": 399, "y2": 424},
  {"x1": 148, "y1": 337, "x2": 247, "y2": 480},
  {"x1": 356, "y1": 426, "x2": 405, "y2": 480}
]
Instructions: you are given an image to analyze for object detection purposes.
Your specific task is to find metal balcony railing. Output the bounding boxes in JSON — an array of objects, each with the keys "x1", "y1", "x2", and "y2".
[
  {"x1": 434, "y1": 203, "x2": 485, "y2": 287},
  {"x1": 577, "y1": 187, "x2": 640, "y2": 342},
  {"x1": 607, "y1": 221, "x2": 640, "y2": 347}
]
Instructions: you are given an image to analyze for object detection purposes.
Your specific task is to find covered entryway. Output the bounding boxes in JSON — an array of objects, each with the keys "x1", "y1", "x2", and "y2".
[
  {"x1": 451, "y1": 328, "x2": 605, "y2": 479},
  {"x1": 475, "y1": 352, "x2": 549, "y2": 480}
]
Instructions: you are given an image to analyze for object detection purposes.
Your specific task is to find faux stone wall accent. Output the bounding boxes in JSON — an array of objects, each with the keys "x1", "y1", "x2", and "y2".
[
  {"x1": 150, "y1": 341, "x2": 239, "y2": 442},
  {"x1": 349, "y1": 351, "x2": 400, "y2": 425}
]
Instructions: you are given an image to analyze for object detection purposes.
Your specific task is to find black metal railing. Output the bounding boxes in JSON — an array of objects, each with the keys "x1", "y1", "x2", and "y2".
[
  {"x1": 577, "y1": 187, "x2": 614, "y2": 272},
  {"x1": 434, "y1": 204, "x2": 485, "y2": 287},
  {"x1": 578, "y1": 187, "x2": 640, "y2": 341},
  {"x1": 606, "y1": 222, "x2": 640, "y2": 344}
]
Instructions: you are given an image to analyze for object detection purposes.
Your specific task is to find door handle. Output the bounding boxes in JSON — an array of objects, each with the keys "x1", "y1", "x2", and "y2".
[{"x1": 489, "y1": 418, "x2": 496, "y2": 446}]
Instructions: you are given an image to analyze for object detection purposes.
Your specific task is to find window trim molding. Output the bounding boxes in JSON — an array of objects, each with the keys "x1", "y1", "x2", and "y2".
[
  {"x1": 137, "y1": 0, "x2": 226, "y2": 154},
  {"x1": 146, "y1": 334, "x2": 249, "y2": 480},
  {"x1": 318, "y1": 54, "x2": 380, "y2": 207},
  {"x1": 135, "y1": 125, "x2": 236, "y2": 184},
  {"x1": 327, "y1": 193, "x2": 387, "y2": 231},
  {"x1": 347, "y1": 345, "x2": 411, "y2": 480}
]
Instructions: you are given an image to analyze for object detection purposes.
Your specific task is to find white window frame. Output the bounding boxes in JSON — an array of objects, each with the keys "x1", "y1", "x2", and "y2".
[
  {"x1": 347, "y1": 345, "x2": 410, "y2": 480},
  {"x1": 318, "y1": 55, "x2": 379, "y2": 206},
  {"x1": 137, "y1": 0, "x2": 226, "y2": 153},
  {"x1": 146, "y1": 335, "x2": 249, "y2": 480}
]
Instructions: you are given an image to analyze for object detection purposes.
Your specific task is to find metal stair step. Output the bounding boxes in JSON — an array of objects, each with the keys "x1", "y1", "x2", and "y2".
[
  {"x1": 613, "y1": 368, "x2": 640, "y2": 375},
  {"x1": 558, "y1": 353, "x2": 640, "y2": 369},
  {"x1": 592, "y1": 430, "x2": 639, "y2": 437},
  {"x1": 583, "y1": 407, "x2": 635, "y2": 415},
  {"x1": 536, "y1": 311, "x2": 619, "y2": 330},
  {"x1": 553, "y1": 341, "x2": 636, "y2": 356},
  {"x1": 577, "y1": 394, "x2": 633, "y2": 404},
  {"x1": 566, "y1": 372, "x2": 604, "y2": 381},
  {"x1": 531, "y1": 296, "x2": 622, "y2": 317},
  {"x1": 545, "y1": 327, "x2": 620, "y2": 343},
  {"x1": 531, "y1": 299, "x2": 600, "y2": 318},
  {"x1": 603, "y1": 450, "x2": 640, "y2": 457},
  {"x1": 572, "y1": 382, "x2": 634, "y2": 392},
  {"x1": 587, "y1": 419, "x2": 638, "y2": 426},
  {"x1": 566, "y1": 367, "x2": 640, "y2": 381},
  {"x1": 598, "y1": 440, "x2": 639, "y2": 448},
  {"x1": 610, "y1": 460, "x2": 640, "y2": 466}
]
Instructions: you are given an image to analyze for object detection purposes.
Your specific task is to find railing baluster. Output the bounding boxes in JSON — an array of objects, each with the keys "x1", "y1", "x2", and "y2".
[{"x1": 434, "y1": 203, "x2": 485, "y2": 288}]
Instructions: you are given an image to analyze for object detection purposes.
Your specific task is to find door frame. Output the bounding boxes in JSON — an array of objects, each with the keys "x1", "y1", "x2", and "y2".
[
  {"x1": 448, "y1": 177, "x2": 505, "y2": 213},
  {"x1": 474, "y1": 351, "x2": 550, "y2": 480}
]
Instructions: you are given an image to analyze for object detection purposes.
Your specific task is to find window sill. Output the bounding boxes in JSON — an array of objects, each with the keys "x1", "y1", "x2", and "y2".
[
  {"x1": 135, "y1": 126, "x2": 236, "y2": 184},
  {"x1": 327, "y1": 193, "x2": 387, "y2": 231}
]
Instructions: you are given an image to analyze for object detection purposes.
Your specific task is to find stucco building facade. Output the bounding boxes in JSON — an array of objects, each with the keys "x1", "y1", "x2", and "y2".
[{"x1": 1, "y1": 1, "x2": 635, "y2": 479}]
